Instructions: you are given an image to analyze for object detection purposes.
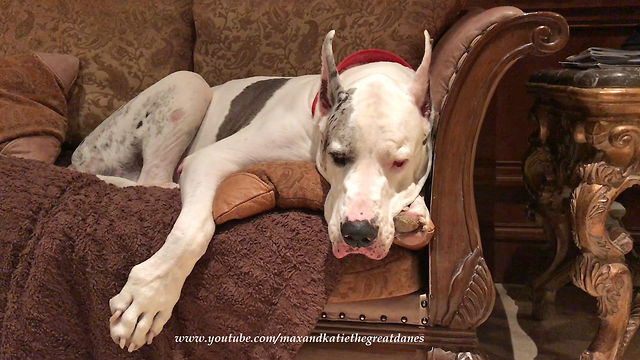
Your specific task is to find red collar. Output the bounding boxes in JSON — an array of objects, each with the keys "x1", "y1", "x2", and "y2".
[{"x1": 311, "y1": 49, "x2": 412, "y2": 116}]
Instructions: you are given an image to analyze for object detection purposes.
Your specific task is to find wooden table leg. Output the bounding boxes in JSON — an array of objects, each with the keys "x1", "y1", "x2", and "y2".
[
  {"x1": 570, "y1": 162, "x2": 640, "y2": 360},
  {"x1": 523, "y1": 108, "x2": 576, "y2": 320},
  {"x1": 619, "y1": 292, "x2": 640, "y2": 358}
]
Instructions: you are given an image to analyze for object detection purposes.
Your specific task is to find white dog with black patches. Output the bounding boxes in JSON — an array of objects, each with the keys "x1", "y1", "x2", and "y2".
[{"x1": 71, "y1": 30, "x2": 434, "y2": 351}]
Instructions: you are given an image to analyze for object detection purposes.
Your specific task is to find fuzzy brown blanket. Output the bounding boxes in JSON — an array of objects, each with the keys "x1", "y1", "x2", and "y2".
[{"x1": 0, "y1": 155, "x2": 344, "y2": 360}]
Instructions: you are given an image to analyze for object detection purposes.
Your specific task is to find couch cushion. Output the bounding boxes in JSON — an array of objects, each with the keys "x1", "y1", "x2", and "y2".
[
  {"x1": 328, "y1": 245, "x2": 422, "y2": 303},
  {"x1": 213, "y1": 161, "x2": 327, "y2": 224},
  {"x1": 322, "y1": 291, "x2": 428, "y2": 325},
  {"x1": 193, "y1": 0, "x2": 466, "y2": 85},
  {"x1": 0, "y1": 0, "x2": 195, "y2": 145},
  {"x1": 0, "y1": 52, "x2": 78, "y2": 163}
]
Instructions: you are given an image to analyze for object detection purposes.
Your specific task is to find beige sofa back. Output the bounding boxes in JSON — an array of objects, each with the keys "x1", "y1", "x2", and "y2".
[
  {"x1": 0, "y1": 0, "x2": 195, "y2": 145},
  {"x1": 1, "y1": 0, "x2": 465, "y2": 145},
  {"x1": 193, "y1": 0, "x2": 466, "y2": 86}
]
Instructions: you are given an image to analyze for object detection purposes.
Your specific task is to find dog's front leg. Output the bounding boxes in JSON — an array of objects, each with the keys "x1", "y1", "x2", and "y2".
[{"x1": 107, "y1": 133, "x2": 311, "y2": 351}]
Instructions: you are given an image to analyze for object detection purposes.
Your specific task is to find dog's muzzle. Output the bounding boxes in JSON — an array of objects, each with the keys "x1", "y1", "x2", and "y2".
[{"x1": 340, "y1": 220, "x2": 379, "y2": 248}]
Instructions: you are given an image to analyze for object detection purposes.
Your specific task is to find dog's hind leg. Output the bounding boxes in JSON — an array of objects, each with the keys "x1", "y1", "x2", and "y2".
[
  {"x1": 71, "y1": 71, "x2": 212, "y2": 188},
  {"x1": 136, "y1": 72, "x2": 212, "y2": 188}
]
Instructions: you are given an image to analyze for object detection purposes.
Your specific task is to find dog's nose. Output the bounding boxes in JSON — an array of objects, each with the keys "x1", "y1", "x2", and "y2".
[{"x1": 341, "y1": 220, "x2": 378, "y2": 248}]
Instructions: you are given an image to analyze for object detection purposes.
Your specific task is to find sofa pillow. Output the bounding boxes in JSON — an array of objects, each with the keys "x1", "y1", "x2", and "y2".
[
  {"x1": 0, "y1": 52, "x2": 78, "y2": 164},
  {"x1": 193, "y1": 0, "x2": 466, "y2": 86},
  {"x1": 213, "y1": 161, "x2": 326, "y2": 224},
  {"x1": 0, "y1": 0, "x2": 195, "y2": 145}
]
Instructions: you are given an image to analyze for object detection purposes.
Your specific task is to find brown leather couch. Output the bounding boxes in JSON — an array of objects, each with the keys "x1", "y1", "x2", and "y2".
[{"x1": 0, "y1": 1, "x2": 569, "y2": 358}]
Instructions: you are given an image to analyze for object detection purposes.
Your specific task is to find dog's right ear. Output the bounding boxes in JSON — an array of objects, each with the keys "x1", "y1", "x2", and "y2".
[
  {"x1": 408, "y1": 30, "x2": 432, "y2": 123},
  {"x1": 318, "y1": 30, "x2": 344, "y2": 117}
]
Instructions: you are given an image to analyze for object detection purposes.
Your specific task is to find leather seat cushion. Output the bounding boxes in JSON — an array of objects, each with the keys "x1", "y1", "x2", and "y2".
[{"x1": 328, "y1": 245, "x2": 422, "y2": 303}]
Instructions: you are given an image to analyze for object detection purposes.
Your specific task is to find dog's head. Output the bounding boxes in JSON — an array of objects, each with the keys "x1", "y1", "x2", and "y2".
[{"x1": 315, "y1": 30, "x2": 434, "y2": 260}]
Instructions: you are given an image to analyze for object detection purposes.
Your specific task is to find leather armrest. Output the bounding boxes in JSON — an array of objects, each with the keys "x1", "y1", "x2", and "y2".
[
  {"x1": 430, "y1": 6, "x2": 524, "y2": 131},
  {"x1": 426, "y1": 8, "x2": 568, "y2": 327}
]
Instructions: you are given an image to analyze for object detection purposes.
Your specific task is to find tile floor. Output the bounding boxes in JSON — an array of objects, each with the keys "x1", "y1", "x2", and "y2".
[{"x1": 479, "y1": 284, "x2": 640, "y2": 360}]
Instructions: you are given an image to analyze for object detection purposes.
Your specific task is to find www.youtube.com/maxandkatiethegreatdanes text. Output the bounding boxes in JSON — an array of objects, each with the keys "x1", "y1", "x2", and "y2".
[{"x1": 175, "y1": 333, "x2": 424, "y2": 347}]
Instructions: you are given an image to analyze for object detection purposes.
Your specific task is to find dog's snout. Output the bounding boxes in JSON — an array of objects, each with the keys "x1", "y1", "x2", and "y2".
[{"x1": 340, "y1": 220, "x2": 378, "y2": 248}]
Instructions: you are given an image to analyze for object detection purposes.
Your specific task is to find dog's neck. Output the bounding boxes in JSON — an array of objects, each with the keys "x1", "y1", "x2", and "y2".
[{"x1": 311, "y1": 49, "x2": 412, "y2": 117}]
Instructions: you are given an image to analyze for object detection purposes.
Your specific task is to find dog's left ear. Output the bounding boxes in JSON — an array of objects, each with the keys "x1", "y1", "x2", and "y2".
[
  {"x1": 408, "y1": 30, "x2": 433, "y2": 123},
  {"x1": 318, "y1": 30, "x2": 345, "y2": 117}
]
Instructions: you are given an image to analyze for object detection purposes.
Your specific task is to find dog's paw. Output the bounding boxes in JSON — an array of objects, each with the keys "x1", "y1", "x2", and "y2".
[
  {"x1": 141, "y1": 181, "x2": 180, "y2": 189},
  {"x1": 157, "y1": 182, "x2": 180, "y2": 189},
  {"x1": 109, "y1": 256, "x2": 184, "y2": 352}
]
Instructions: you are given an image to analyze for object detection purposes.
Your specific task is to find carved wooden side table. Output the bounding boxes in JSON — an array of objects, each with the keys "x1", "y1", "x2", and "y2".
[{"x1": 523, "y1": 67, "x2": 640, "y2": 360}]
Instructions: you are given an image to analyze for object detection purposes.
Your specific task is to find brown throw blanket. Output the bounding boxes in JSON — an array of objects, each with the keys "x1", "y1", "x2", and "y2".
[{"x1": 0, "y1": 155, "x2": 344, "y2": 360}]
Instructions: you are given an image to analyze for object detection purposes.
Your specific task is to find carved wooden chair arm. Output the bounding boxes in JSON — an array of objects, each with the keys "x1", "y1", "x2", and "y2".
[{"x1": 426, "y1": 9, "x2": 570, "y2": 328}]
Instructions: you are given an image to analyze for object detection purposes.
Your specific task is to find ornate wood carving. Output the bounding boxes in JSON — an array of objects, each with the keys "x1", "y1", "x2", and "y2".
[
  {"x1": 429, "y1": 11, "x2": 569, "y2": 325},
  {"x1": 570, "y1": 161, "x2": 640, "y2": 360},
  {"x1": 522, "y1": 101, "x2": 589, "y2": 319},
  {"x1": 572, "y1": 164, "x2": 638, "y2": 257},
  {"x1": 619, "y1": 292, "x2": 640, "y2": 357},
  {"x1": 525, "y1": 80, "x2": 640, "y2": 359},
  {"x1": 442, "y1": 248, "x2": 494, "y2": 329}
]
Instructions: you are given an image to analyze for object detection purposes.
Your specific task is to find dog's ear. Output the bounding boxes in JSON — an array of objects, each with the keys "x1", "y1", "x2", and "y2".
[
  {"x1": 318, "y1": 30, "x2": 344, "y2": 117},
  {"x1": 408, "y1": 30, "x2": 433, "y2": 122}
]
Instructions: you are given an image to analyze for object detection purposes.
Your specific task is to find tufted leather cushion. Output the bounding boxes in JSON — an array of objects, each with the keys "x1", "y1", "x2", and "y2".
[
  {"x1": 0, "y1": 52, "x2": 78, "y2": 164},
  {"x1": 328, "y1": 245, "x2": 421, "y2": 303},
  {"x1": 0, "y1": 0, "x2": 196, "y2": 145},
  {"x1": 193, "y1": 0, "x2": 466, "y2": 85},
  {"x1": 322, "y1": 292, "x2": 428, "y2": 324}
]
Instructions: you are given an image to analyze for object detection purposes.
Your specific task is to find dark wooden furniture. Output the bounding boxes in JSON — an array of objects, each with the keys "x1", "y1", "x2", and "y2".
[
  {"x1": 524, "y1": 67, "x2": 640, "y2": 360},
  {"x1": 465, "y1": 0, "x2": 640, "y2": 284}
]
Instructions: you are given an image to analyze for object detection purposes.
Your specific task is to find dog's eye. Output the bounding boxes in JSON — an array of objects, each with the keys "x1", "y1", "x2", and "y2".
[
  {"x1": 393, "y1": 160, "x2": 407, "y2": 169},
  {"x1": 330, "y1": 153, "x2": 349, "y2": 167}
]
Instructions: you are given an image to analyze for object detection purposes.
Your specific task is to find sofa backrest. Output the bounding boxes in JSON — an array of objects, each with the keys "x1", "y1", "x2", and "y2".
[
  {"x1": 1, "y1": 0, "x2": 465, "y2": 145},
  {"x1": 0, "y1": 0, "x2": 195, "y2": 145},
  {"x1": 193, "y1": 0, "x2": 466, "y2": 86}
]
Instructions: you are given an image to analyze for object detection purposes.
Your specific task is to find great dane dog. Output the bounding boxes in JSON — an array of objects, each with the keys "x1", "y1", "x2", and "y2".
[{"x1": 71, "y1": 30, "x2": 434, "y2": 351}]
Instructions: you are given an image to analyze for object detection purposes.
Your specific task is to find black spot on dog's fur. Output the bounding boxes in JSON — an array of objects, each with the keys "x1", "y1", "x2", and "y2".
[
  {"x1": 323, "y1": 88, "x2": 356, "y2": 154},
  {"x1": 136, "y1": 121, "x2": 143, "y2": 129},
  {"x1": 216, "y1": 78, "x2": 290, "y2": 141}
]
